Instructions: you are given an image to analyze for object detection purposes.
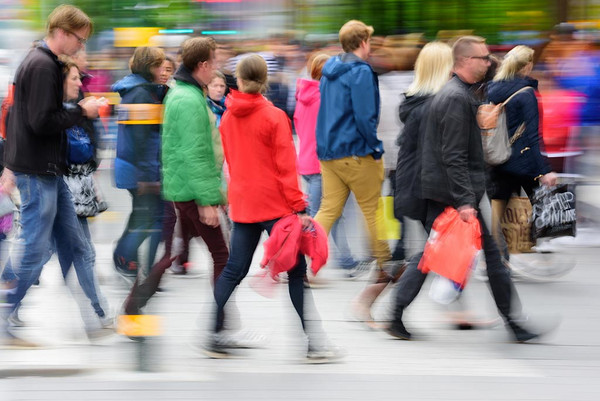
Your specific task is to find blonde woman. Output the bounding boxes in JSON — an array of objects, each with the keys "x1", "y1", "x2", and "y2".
[
  {"x1": 487, "y1": 45, "x2": 557, "y2": 258},
  {"x1": 352, "y1": 42, "x2": 454, "y2": 328}
]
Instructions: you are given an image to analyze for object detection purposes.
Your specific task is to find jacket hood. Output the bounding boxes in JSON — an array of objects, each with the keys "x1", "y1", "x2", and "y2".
[
  {"x1": 487, "y1": 76, "x2": 538, "y2": 104},
  {"x1": 173, "y1": 65, "x2": 205, "y2": 91},
  {"x1": 111, "y1": 74, "x2": 151, "y2": 95},
  {"x1": 398, "y1": 94, "x2": 431, "y2": 123},
  {"x1": 295, "y1": 78, "x2": 320, "y2": 106},
  {"x1": 321, "y1": 53, "x2": 369, "y2": 80},
  {"x1": 225, "y1": 89, "x2": 270, "y2": 117}
]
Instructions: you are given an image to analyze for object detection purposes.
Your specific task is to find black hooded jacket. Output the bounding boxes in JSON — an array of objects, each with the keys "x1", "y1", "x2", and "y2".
[{"x1": 394, "y1": 94, "x2": 432, "y2": 221}]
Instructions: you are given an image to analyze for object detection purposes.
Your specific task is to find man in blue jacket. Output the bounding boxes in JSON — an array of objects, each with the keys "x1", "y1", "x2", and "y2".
[{"x1": 314, "y1": 20, "x2": 391, "y2": 279}]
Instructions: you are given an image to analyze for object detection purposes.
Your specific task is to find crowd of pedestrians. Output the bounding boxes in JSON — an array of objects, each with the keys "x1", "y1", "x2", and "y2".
[{"x1": 1, "y1": 4, "x2": 581, "y2": 363}]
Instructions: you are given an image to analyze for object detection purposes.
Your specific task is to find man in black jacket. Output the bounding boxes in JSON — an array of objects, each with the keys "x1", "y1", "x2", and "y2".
[
  {"x1": 1, "y1": 5, "x2": 103, "y2": 347},
  {"x1": 387, "y1": 36, "x2": 541, "y2": 343}
]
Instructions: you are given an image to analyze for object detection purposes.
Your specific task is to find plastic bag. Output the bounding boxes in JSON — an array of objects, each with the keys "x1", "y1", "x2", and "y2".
[
  {"x1": 418, "y1": 207, "x2": 482, "y2": 288},
  {"x1": 530, "y1": 184, "x2": 576, "y2": 240},
  {"x1": 376, "y1": 196, "x2": 401, "y2": 240}
]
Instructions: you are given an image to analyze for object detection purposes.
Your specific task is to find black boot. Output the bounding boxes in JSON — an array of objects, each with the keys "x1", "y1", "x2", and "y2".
[
  {"x1": 386, "y1": 307, "x2": 412, "y2": 340},
  {"x1": 508, "y1": 320, "x2": 539, "y2": 343}
]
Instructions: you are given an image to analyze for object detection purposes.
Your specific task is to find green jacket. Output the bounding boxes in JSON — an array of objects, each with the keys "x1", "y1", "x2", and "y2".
[{"x1": 161, "y1": 71, "x2": 224, "y2": 205}]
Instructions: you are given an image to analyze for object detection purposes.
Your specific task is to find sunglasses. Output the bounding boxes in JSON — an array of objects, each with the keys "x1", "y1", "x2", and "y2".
[{"x1": 469, "y1": 54, "x2": 492, "y2": 61}]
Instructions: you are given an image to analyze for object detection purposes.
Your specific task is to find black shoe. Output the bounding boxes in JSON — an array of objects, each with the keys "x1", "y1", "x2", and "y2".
[
  {"x1": 508, "y1": 321, "x2": 540, "y2": 343},
  {"x1": 202, "y1": 336, "x2": 231, "y2": 359},
  {"x1": 386, "y1": 320, "x2": 412, "y2": 340}
]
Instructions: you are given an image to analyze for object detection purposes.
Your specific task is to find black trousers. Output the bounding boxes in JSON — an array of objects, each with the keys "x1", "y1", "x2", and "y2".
[{"x1": 392, "y1": 200, "x2": 522, "y2": 322}]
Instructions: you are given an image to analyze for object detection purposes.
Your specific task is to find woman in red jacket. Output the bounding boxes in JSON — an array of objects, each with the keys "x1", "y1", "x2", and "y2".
[{"x1": 204, "y1": 54, "x2": 341, "y2": 363}]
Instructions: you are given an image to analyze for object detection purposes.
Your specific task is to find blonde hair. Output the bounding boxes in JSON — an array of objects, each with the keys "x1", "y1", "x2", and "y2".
[
  {"x1": 452, "y1": 35, "x2": 486, "y2": 65},
  {"x1": 339, "y1": 20, "x2": 374, "y2": 53},
  {"x1": 493, "y1": 45, "x2": 534, "y2": 81},
  {"x1": 47, "y1": 4, "x2": 93, "y2": 36},
  {"x1": 406, "y1": 42, "x2": 453, "y2": 96},
  {"x1": 310, "y1": 53, "x2": 330, "y2": 80},
  {"x1": 236, "y1": 54, "x2": 268, "y2": 94}
]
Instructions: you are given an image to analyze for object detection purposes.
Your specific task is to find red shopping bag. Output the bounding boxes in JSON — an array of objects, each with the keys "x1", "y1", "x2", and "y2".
[{"x1": 418, "y1": 207, "x2": 482, "y2": 288}]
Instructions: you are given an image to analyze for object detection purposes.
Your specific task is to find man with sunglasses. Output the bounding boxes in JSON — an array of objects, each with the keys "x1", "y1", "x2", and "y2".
[
  {"x1": 1, "y1": 5, "x2": 106, "y2": 347},
  {"x1": 387, "y1": 36, "x2": 544, "y2": 343}
]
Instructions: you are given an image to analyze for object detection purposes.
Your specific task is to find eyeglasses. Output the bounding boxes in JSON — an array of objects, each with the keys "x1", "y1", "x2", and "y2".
[
  {"x1": 64, "y1": 29, "x2": 87, "y2": 45},
  {"x1": 469, "y1": 54, "x2": 492, "y2": 61}
]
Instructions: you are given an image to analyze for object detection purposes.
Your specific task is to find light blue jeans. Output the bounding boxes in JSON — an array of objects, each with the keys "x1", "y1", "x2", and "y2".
[
  {"x1": 303, "y1": 174, "x2": 357, "y2": 269},
  {"x1": 6, "y1": 174, "x2": 104, "y2": 317}
]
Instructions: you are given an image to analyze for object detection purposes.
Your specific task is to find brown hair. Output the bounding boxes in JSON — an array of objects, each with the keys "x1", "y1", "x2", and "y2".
[
  {"x1": 236, "y1": 54, "x2": 268, "y2": 94},
  {"x1": 309, "y1": 53, "x2": 330, "y2": 80},
  {"x1": 210, "y1": 70, "x2": 226, "y2": 82},
  {"x1": 58, "y1": 55, "x2": 79, "y2": 77},
  {"x1": 47, "y1": 4, "x2": 93, "y2": 37},
  {"x1": 181, "y1": 37, "x2": 216, "y2": 71},
  {"x1": 339, "y1": 20, "x2": 374, "y2": 53},
  {"x1": 452, "y1": 35, "x2": 487, "y2": 65},
  {"x1": 130, "y1": 46, "x2": 166, "y2": 82}
]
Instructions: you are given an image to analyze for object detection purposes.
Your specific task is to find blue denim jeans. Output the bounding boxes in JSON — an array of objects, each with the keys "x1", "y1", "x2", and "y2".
[
  {"x1": 302, "y1": 174, "x2": 357, "y2": 269},
  {"x1": 213, "y1": 218, "x2": 307, "y2": 333},
  {"x1": 7, "y1": 174, "x2": 104, "y2": 317}
]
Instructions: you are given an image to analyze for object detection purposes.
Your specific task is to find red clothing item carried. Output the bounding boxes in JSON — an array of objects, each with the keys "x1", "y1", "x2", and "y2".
[
  {"x1": 260, "y1": 214, "x2": 329, "y2": 277},
  {"x1": 220, "y1": 90, "x2": 306, "y2": 223}
]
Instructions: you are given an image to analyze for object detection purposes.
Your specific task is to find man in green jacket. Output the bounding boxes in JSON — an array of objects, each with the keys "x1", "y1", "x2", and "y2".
[{"x1": 122, "y1": 37, "x2": 229, "y2": 316}]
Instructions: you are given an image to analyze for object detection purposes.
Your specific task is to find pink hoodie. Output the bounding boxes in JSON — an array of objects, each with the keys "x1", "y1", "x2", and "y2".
[{"x1": 293, "y1": 78, "x2": 321, "y2": 175}]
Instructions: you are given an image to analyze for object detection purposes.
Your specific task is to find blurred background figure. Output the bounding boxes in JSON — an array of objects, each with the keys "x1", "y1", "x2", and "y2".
[
  {"x1": 112, "y1": 46, "x2": 166, "y2": 281},
  {"x1": 293, "y1": 53, "x2": 363, "y2": 279}
]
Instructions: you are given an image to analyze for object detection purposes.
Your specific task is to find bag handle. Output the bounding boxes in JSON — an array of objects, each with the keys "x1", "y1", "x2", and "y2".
[{"x1": 501, "y1": 86, "x2": 533, "y2": 108}]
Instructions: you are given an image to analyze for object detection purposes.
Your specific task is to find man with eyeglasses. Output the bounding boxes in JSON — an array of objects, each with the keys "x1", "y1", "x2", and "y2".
[
  {"x1": 1, "y1": 5, "x2": 106, "y2": 347},
  {"x1": 387, "y1": 36, "x2": 545, "y2": 343}
]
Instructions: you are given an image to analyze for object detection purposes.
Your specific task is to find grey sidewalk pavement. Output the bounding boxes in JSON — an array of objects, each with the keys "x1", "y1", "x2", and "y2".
[
  {"x1": 2, "y1": 237, "x2": 600, "y2": 400},
  {"x1": 2, "y1": 163, "x2": 600, "y2": 400}
]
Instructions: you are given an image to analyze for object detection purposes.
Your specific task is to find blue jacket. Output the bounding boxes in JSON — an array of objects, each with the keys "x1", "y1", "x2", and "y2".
[
  {"x1": 316, "y1": 53, "x2": 383, "y2": 160},
  {"x1": 112, "y1": 74, "x2": 166, "y2": 189},
  {"x1": 487, "y1": 76, "x2": 551, "y2": 179}
]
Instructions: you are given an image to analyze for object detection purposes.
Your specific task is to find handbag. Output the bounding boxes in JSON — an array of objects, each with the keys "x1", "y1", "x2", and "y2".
[
  {"x1": 477, "y1": 87, "x2": 532, "y2": 165},
  {"x1": 530, "y1": 184, "x2": 576, "y2": 240},
  {"x1": 64, "y1": 163, "x2": 107, "y2": 217}
]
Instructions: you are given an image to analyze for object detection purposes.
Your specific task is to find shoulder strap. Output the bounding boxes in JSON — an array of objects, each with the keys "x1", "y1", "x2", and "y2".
[{"x1": 501, "y1": 86, "x2": 533, "y2": 107}]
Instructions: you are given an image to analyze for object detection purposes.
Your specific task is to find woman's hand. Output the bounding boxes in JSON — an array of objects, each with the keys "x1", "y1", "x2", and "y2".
[
  {"x1": 0, "y1": 168, "x2": 15, "y2": 194},
  {"x1": 539, "y1": 172, "x2": 558, "y2": 187},
  {"x1": 298, "y1": 213, "x2": 313, "y2": 230}
]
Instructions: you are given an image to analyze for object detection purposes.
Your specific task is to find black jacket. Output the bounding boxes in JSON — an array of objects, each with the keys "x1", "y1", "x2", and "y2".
[
  {"x1": 394, "y1": 93, "x2": 431, "y2": 221},
  {"x1": 487, "y1": 76, "x2": 551, "y2": 179},
  {"x1": 421, "y1": 75, "x2": 486, "y2": 208},
  {"x1": 4, "y1": 45, "x2": 84, "y2": 175}
]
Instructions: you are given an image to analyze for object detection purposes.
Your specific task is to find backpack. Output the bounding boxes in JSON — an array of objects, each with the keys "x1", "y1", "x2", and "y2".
[
  {"x1": 0, "y1": 83, "x2": 15, "y2": 140},
  {"x1": 476, "y1": 86, "x2": 532, "y2": 165}
]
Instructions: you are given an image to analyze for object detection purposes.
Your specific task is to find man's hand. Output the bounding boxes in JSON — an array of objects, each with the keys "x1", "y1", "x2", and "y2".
[
  {"x1": 457, "y1": 205, "x2": 477, "y2": 222},
  {"x1": 539, "y1": 172, "x2": 558, "y2": 187},
  {"x1": 198, "y1": 205, "x2": 220, "y2": 227},
  {"x1": 79, "y1": 96, "x2": 99, "y2": 119},
  {"x1": 137, "y1": 181, "x2": 161, "y2": 195}
]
